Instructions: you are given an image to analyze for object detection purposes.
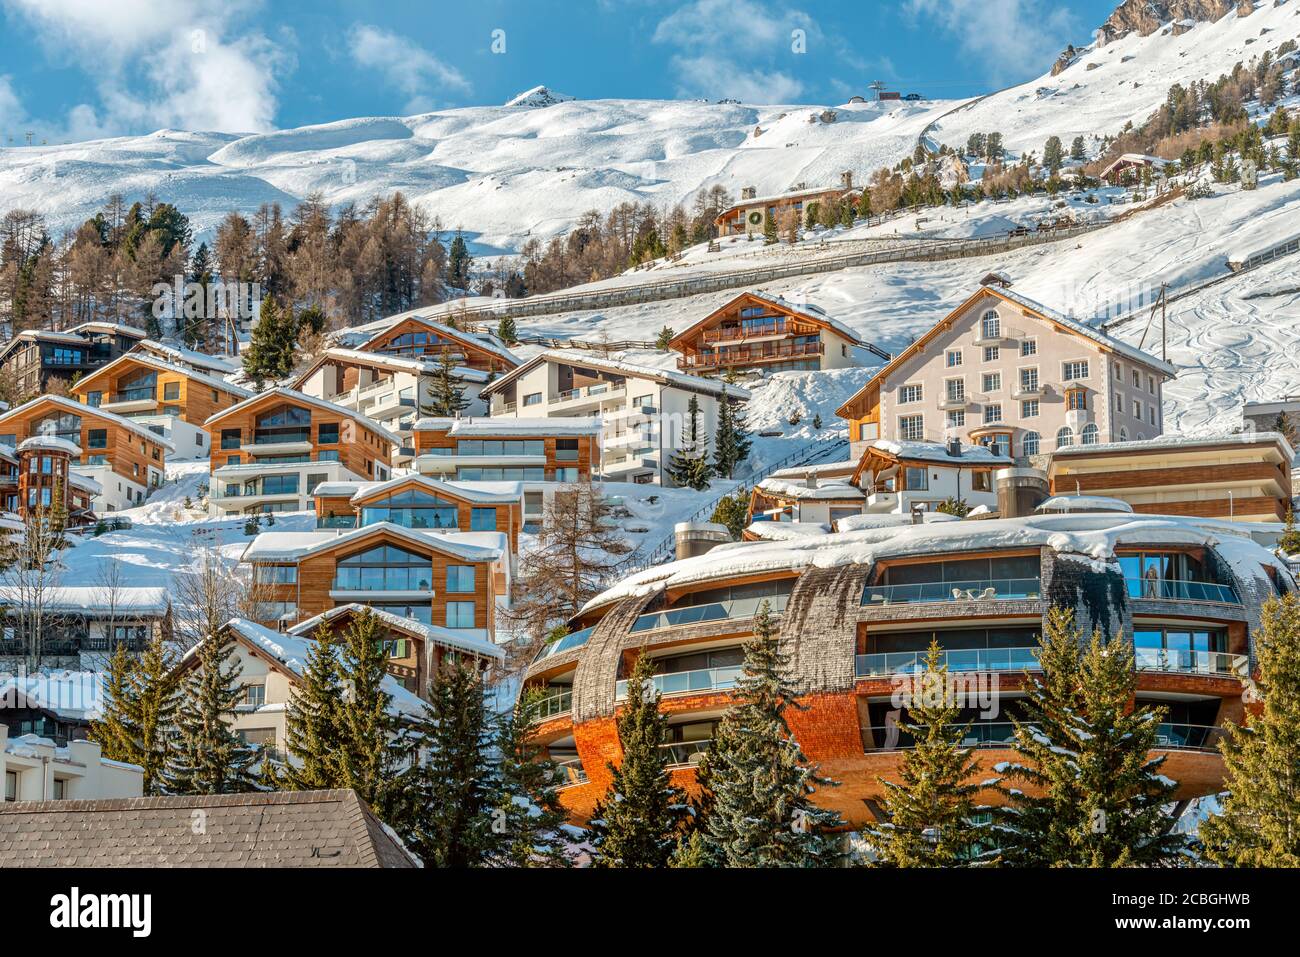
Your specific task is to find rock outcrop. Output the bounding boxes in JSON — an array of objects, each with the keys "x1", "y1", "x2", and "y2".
[
  {"x1": 1050, "y1": 44, "x2": 1080, "y2": 75},
  {"x1": 1098, "y1": 0, "x2": 1236, "y2": 45}
]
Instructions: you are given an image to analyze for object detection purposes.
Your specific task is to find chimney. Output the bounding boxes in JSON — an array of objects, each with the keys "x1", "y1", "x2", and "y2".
[
  {"x1": 805, "y1": 470, "x2": 818, "y2": 489},
  {"x1": 946, "y1": 437, "x2": 962, "y2": 458},
  {"x1": 996, "y1": 467, "x2": 1049, "y2": 518},
  {"x1": 910, "y1": 504, "x2": 926, "y2": 525},
  {"x1": 841, "y1": 170, "x2": 853, "y2": 190},
  {"x1": 675, "y1": 522, "x2": 734, "y2": 560},
  {"x1": 741, "y1": 186, "x2": 757, "y2": 200}
]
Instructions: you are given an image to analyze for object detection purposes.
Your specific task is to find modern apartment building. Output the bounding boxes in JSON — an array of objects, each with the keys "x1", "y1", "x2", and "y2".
[
  {"x1": 0, "y1": 586, "x2": 172, "y2": 670},
  {"x1": 204, "y1": 388, "x2": 400, "y2": 516},
  {"x1": 523, "y1": 512, "x2": 1286, "y2": 828},
  {"x1": 336, "y1": 313, "x2": 519, "y2": 374},
  {"x1": 479, "y1": 350, "x2": 749, "y2": 485},
  {"x1": 239, "y1": 521, "x2": 508, "y2": 632},
  {"x1": 2, "y1": 727, "x2": 143, "y2": 802},
  {"x1": 670, "y1": 291, "x2": 862, "y2": 376},
  {"x1": 0, "y1": 395, "x2": 174, "y2": 511},
  {"x1": 838, "y1": 277, "x2": 1176, "y2": 463},
  {"x1": 0, "y1": 321, "x2": 147, "y2": 397},
  {"x1": 71, "y1": 351, "x2": 252, "y2": 461}
]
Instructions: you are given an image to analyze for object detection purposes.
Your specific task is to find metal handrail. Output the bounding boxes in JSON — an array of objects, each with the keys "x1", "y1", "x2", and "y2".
[
  {"x1": 856, "y1": 647, "x2": 1040, "y2": 677},
  {"x1": 616, "y1": 665, "x2": 743, "y2": 701},
  {"x1": 630, "y1": 592, "x2": 790, "y2": 633},
  {"x1": 530, "y1": 688, "x2": 573, "y2": 719},
  {"x1": 861, "y1": 578, "x2": 1042, "y2": 605},
  {"x1": 1135, "y1": 648, "x2": 1247, "y2": 678},
  {"x1": 661, "y1": 740, "x2": 712, "y2": 767},
  {"x1": 1124, "y1": 577, "x2": 1238, "y2": 604}
]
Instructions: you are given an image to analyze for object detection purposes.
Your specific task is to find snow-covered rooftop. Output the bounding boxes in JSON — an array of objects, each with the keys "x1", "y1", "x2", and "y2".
[
  {"x1": 0, "y1": 586, "x2": 170, "y2": 616},
  {"x1": 239, "y1": 521, "x2": 505, "y2": 563},
  {"x1": 755, "y1": 477, "x2": 865, "y2": 501},
  {"x1": 17, "y1": 435, "x2": 82, "y2": 456},
  {"x1": 289, "y1": 603, "x2": 504, "y2": 662},
  {"x1": 412, "y1": 415, "x2": 603, "y2": 436},
  {"x1": 204, "y1": 387, "x2": 403, "y2": 447},
  {"x1": 1037, "y1": 494, "x2": 1134, "y2": 513},
  {"x1": 77, "y1": 350, "x2": 253, "y2": 399},
  {"x1": 346, "y1": 473, "x2": 523, "y2": 505},
  {"x1": 479, "y1": 349, "x2": 751, "y2": 400},
  {"x1": 1051, "y1": 430, "x2": 1296, "y2": 460},
  {"x1": 308, "y1": 347, "x2": 490, "y2": 383},
  {"x1": 133, "y1": 339, "x2": 240, "y2": 374},
  {"x1": 868, "y1": 438, "x2": 1014, "y2": 466},
  {"x1": 0, "y1": 395, "x2": 177, "y2": 453}
]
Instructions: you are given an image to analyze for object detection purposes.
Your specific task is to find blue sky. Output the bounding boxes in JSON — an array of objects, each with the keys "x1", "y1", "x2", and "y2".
[{"x1": 0, "y1": 0, "x2": 1117, "y2": 143}]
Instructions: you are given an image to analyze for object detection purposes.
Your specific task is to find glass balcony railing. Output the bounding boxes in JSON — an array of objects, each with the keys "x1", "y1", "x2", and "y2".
[
  {"x1": 661, "y1": 740, "x2": 712, "y2": 767},
  {"x1": 616, "y1": 665, "x2": 743, "y2": 701},
  {"x1": 861, "y1": 579, "x2": 1041, "y2": 606},
  {"x1": 856, "y1": 647, "x2": 1041, "y2": 677},
  {"x1": 109, "y1": 387, "x2": 155, "y2": 403},
  {"x1": 530, "y1": 688, "x2": 573, "y2": 720},
  {"x1": 630, "y1": 593, "x2": 790, "y2": 633},
  {"x1": 252, "y1": 430, "x2": 311, "y2": 445},
  {"x1": 533, "y1": 626, "x2": 596, "y2": 663},
  {"x1": 1135, "y1": 648, "x2": 1247, "y2": 678},
  {"x1": 1154, "y1": 723, "x2": 1224, "y2": 751},
  {"x1": 863, "y1": 721, "x2": 1224, "y2": 753},
  {"x1": 1125, "y1": 578, "x2": 1238, "y2": 604},
  {"x1": 316, "y1": 515, "x2": 358, "y2": 529},
  {"x1": 552, "y1": 757, "x2": 587, "y2": 787}
]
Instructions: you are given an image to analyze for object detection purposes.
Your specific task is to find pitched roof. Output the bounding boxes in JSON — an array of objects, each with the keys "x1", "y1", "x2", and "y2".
[
  {"x1": 202, "y1": 387, "x2": 403, "y2": 447},
  {"x1": 131, "y1": 340, "x2": 240, "y2": 374},
  {"x1": 348, "y1": 472, "x2": 523, "y2": 505},
  {"x1": 292, "y1": 347, "x2": 491, "y2": 388},
  {"x1": 0, "y1": 586, "x2": 170, "y2": 617},
  {"x1": 348, "y1": 315, "x2": 520, "y2": 365},
  {"x1": 478, "y1": 350, "x2": 752, "y2": 400},
  {"x1": 289, "y1": 603, "x2": 504, "y2": 662},
  {"x1": 412, "y1": 415, "x2": 602, "y2": 436},
  {"x1": 0, "y1": 790, "x2": 418, "y2": 867},
  {"x1": 836, "y1": 283, "x2": 1176, "y2": 418},
  {"x1": 239, "y1": 521, "x2": 504, "y2": 564},
  {"x1": 669, "y1": 290, "x2": 862, "y2": 350},
  {"x1": 0, "y1": 395, "x2": 177, "y2": 452},
  {"x1": 70, "y1": 350, "x2": 253, "y2": 399}
]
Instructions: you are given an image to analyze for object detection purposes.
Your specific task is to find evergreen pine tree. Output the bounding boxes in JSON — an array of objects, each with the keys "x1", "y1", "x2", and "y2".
[
  {"x1": 496, "y1": 315, "x2": 518, "y2": 345},
  {"x1": 425, "y1": 346, "x2": 470, "y2": 417},
  {"x1": 667, "y1": 394, "x2": 713, "y2": 490},
  {"x1": 590, "y1": 651, "x2": 684, "y2": 867},
  {"x1": 1201, "y1": 594, "x2": 1300, "y2": 865},
  {"x1": 994, "y1": 607, "x2": 1184, "y2": 866},
  {"x1": 283, "y1": 625, "x2": 344, "y2": 790},
  {"x1": 857, "y1": 190, "x2": 872, "y2": 220},
  {"x1": 133, "y1": 635, "x2": 179, "y2": 795},
  {"x1": 762, "y1": 210, "x2": 778, "y2": 245},
  {"x1": 655, "y1": 325, "x2": 675, "y2": 350},
  {"x1": 489, "y1": 688, "x2": 575, "y2": 867},
  {"x1": 709, "y1": 487, "x2": 749, "y2": 539},
  {"x1": 447, "y1": 231, "x2": 473, "y2": 289},
  {"x1": 702, "y1": 601, "x2": 844, "y2": 866},
  {"x1": 712, "y1": 389, "x2": 752, "y2": 479},
  {"x1": 863, "y1": 640, "x2": 986, "y2": 866},
  {"x1": 88, "y1": 641, "x2": 141, "y2": 766},
  {"x1": 406, "y1": 661, "x2": 498, "y2": 867},
  {"x1": 1279, "y1": 505, "x2": 1300, "y2": 555},
  {"x1": 333, "y1": 609, "x2": 406, "y2": 818},
  {"x1": 242, "y1": 296, "x2": 296, "y2": 385},
  {"x1": 1070, "y1": 136, "x2": 1087, "y2": 161},
  {"x1": 164, "y1": 626, "x2": 259, "y2": 795}
]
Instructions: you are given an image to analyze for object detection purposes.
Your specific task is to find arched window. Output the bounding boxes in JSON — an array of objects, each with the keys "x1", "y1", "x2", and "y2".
[
  {"x1": 1119, "y1": 426, "x2": 1129, "y2": 442},
  {"x1": 1081, "y1": 423, "x2": 1099, "y2": 445},
  {"x1": 334, "y1": 543, "x2": 434, "y2": 592},
  {"x1": 1022, "y1": 431, "x2": 1040, "y2": 456},
  {"x1": 1056, "y1": 426, "x2": 1074, "y2": 449},
  {"x1": 360, "y1": 489, "x2": 460, "y2": 529},
  {"x1": 980, "y1": 309, "x2": 1000, "y2": 340}
]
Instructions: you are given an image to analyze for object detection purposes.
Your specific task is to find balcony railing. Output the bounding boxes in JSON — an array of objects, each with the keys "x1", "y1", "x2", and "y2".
[
  {"x1": 1125, "y1": 578, "x2": 1238, "y2": 604},
  {"x1": 678, "y1": 340, "x2": 823, "y2": 370},
  {"x1": 553, "y1": 757, "x2": 588, "y2": 787},
  {"x1": 316, "y1": 515, "x2": 357, "y2": 529},
  {"x1": 530, "y1": 688, "x2": 573, "y2": 720},
  {"x1": 863, "y1": 721, "x2": 1224, "y2": 752},
  {"x1": 533, "y1": 626, "x2": 596, "y2": 663},
  {"x1": 616, "y1": 665, "x2": 743, "y2": 701},
  {"x1": 1136, "y1": 648, "x2": 1247, "y2": 678},
  {"x1": 630, "y1": 592, "x2": 790, "y2": 633},
  {"x1": 700, "y1": 319, "x2": 815, "y2": 343},
  {"x1": 661, "y1": 740, "x2": 712, "y2": 767},
  {"x1": 856, "y1": 647, "x2": 1040, "y2": 677},
  {"x1": 252, "y1": 430, "x2": 311, "y2": 445},
  {"x1": 861, "y1": 578, "x2": 1042, "y2": 606},
  {"x1": 109, "y1": 387, "x2": 156, "y2": 403}
]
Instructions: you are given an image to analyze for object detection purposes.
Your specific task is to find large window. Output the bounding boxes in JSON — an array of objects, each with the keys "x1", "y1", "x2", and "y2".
[
  {"x1": 446, "y1": 601, "x2": 476, "y2": 628},
  {"x1": 254, "y1": 405, "x2": 311, "y2": 445},
  {"x1": 457, "y1": 467, "x2": 545, "y2": 481},
  {"x1": 555, "y1": 438, "x2": 579, "y2": 462},
  {"x1": 898, "y1": 415, "x2": 924, "y2": 442},
  {"x1": 221, "y1": 428, "x2": 241, "y2": 449},
  {"x1": 87, "y1": 428, "x2": 107, "y2": 449},
  {"x1": 34, "y1": 411, "x2": 81, "y2": 444},
  {"x1": 470, "y1": 507, "x2": 497, "y2": 531},
  {"x1": 360, "y1": 489, "x2": 459, "y2": 529},
  {"x1": 903, "y1": 466, "x2": 928, "y2": 491},
  {"x1": 371, "y1": 603, "x2": 433, "y2": 626},
  {"x1": 318, "y1": 422, "x2": 340, "y2": 444},
  {"x1": 446, "y1": 565, "x2": 475, "y2": 592},
  {"x1": 980, "y1": 310, "x2": 1000, "y2": 340},
  {"x1": 333, "y1": 543, "x2": 434, "y2": 592},
  {"x1": 256, "y1": 564, "x2": 298, "y2": 585},
  {"x1": 455, "y1": 439, "x2": 545, "y2": 456},
  {"x1": 1119, "y1": 551, "x2": 1234, "y2": 601}
]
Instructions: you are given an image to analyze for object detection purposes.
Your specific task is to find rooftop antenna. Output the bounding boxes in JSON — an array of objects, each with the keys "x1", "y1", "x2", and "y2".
[{"x1": 869, "y1": 80, "x2": 887, "y2": 101}]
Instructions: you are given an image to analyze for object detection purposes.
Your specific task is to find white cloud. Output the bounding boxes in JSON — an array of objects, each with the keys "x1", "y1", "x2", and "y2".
[
  {"x1": 0, "y1": 0, "x2": 285, "y2": 138},
  {"x1": 651, "y1": 0, "x2": 821, "y2": 103},
  {"x1": 905, "y1": 0, "x2": 1080, "y2": 84},
  {"x1": 347, "y1": 24, "x2": 469, "y2": 114}
]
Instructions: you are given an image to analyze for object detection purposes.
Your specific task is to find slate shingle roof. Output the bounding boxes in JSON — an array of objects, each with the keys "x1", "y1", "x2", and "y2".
[{"x1": 0, "y1": 789, "x2": 417, "y2": 868}]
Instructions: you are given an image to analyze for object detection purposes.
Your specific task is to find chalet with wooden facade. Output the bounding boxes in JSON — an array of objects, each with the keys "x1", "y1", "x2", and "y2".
[
  {"x1": 479, "y1": 350, "x2": 749, "y2": 486},
  {"x1": 0, "y1": 586, "x2": 171, "y2": 670},
  {"x1": 1047, "y1": 432, "x2": 1295, "y2": 523},
  {"x1": 412, "y1": 416, "x2": 602, "y2": 523},
  {"x1": 712, "y1": 180, "x2": 856, "y2": 237},
  {"x1": 240, "y1": 521, "x2": 508, "y2": 633},
  {"x1": 0, "y1": 395, "x2": 174, "y2": 511},
  {"x1": 292, "y1": 347, "x2": 492, "y2": 427},
  {"x1": 204, "y1": 388, "x2": 400, "y2": 517},
  {"x1": 14, "y1": 436, "x2": 98, "y2": 526},
  {"x1": 837, "y1": 278, "x2": 1177, "y2": 464},
  {"x1": 0, "y1": 322, "x2": 146, "y2": 398},
  {"x1": 312, "y1": 474, "x2": 524, "y2": 562},
  {"x1": 669, "y1": 291, "x2": 862, "y2": 376},
  {"x1": 339, "y1": 314, "x2": 519, "y2": 374},
  {"x1": 71, "y1": 351, "x2": 252, "y2": 461}
]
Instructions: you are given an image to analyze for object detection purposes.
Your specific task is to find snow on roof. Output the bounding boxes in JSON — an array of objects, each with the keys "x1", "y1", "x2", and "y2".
[
  {"x1": 868, "y1": 438, "x2": 1013, "y2": 465},
  {"x1": 203, "y1": 387, "x2": 403, "y2": 447},
  {"x1": 240, "y1": 521, "x2": 504, "y2": 564},
  {"x1": 133, "y1": 339, "x2": 240, "y2": 374},
  {"x1": 1037, "y1": 495, "x2": 1134, "y2": 513},
  {"x1": 310, "y1": 347, "x2": 490, "y2": 383},
  {"x1": 479, "y1": 350, "x2": 751, "y2": 400},
  {"x1": 348, "y1": 473, "x2": 523, "y2": 505},
  {"x1": 768, "y1": 460, "x2": 858, "y2": 480},
  {"x1": 717, "y1": 183, "x2": 851, "y2": 215},
  {"x1": 0, "y1": 395, "x2": 177, "y2": 453},
  {"x1": 755, "y1": 478, "x2": 865, "y2": 501},
  {"x1": 834, "y1": 511, "x2": 963, "y2": 533},
  {"x1": 289, "y1": 603, "x2": 504, "y2": 662},
  {"x1": 68, "y1": 471, "x2": 103, "y2": 495},
  {"x1": 0, "y1": 671, "x2": 105, "y2": 720},
  {"x1": 79, "y1": 351, "x2": 253, "y2": 399},
  {"x1": 987, "y1": 285, "x2": 1177, "y2": 377},
  {"x1": 412, "y1": 415, "x2": 603, "y2": 436},
  {"x1": 745, "y1": 521, "x2": 832, "y2": 541},
  {"x1": 17, "y1": 435, "x2": 81, "y2": 456},
  {"x1": 348, "y1": 315, "x2": 520, "y2": 365},
  {"x1": 208, "y1": 618, "x2": 427, "y2": 718},
  {"x1": 1051, "y1": 430, "x2": 1295, "y2": 461},
  {"x1": 67, "y1": 321, "x2": 148, "y2": 338},
  {"x1": 744, "y1": 291, "x2": 863, "y2": 345},
  {"x1": 579, "y1": 512, "x2": 1292, "y2": 616},
  {"x1": 0, "y1": 586, "x2": 170, "y2": 616}
]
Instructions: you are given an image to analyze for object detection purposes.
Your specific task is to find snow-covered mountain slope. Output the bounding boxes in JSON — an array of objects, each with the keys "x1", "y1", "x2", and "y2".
[
  {"x1": 930, "y1": 1, "x2": 1300, "y2": 158},
  {"x1": 3, "y1": 3, "x2": 1295, "y2": 253}
]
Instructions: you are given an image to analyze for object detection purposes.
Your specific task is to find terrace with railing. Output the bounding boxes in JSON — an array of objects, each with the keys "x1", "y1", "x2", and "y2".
[
  {"x1": 1124, "y1": 578, "x2": 1238, "y2": 604},
  {"x1": 629, "y1": 592, "x2": 790, "y2": 634},
  {"x1": 860, "y1": 578, "x2": 1041, "y2": 606},
  {"x1": 677, "y1": 340, "x2": 823, "y2": 371},
  {"x1": 862, "y1": 721, "x2": 1223, "y2": 752},
  {"x1": 615, "y1": 665, "x2": 742, "y2": 701},
  {"x1": 855, "y1": 647, "x2": 1041, "y2": 677}
]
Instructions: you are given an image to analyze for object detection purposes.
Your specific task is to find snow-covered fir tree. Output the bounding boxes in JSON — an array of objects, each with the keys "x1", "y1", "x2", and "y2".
[
  {"x1": 712, "y1": 388, "x2": 752, "y2": 480},
  {"x1": 425, "y1": 345, "x2": 470, "y2": 416},
  {"x1": 667, "y1": 394, "x2": 712, "y2": 490}
]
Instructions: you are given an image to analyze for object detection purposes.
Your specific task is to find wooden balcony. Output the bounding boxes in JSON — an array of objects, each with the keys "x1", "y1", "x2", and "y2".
[
  {"x1": 700, "y1": 319, "x2": 817, "y2": 344},
  {"x1": 677, "y1": 340, "x2": 824, "y2": 371}
]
